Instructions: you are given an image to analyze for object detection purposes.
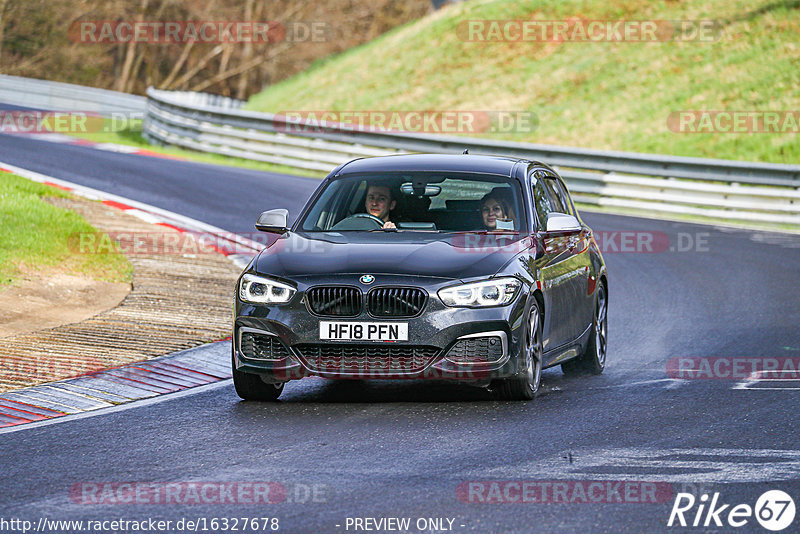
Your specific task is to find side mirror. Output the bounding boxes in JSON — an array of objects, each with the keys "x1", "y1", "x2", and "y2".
[
  {"x1": 546, "y1": 213, "x2": 580, "y2": 233},
  {"x1": 255, "y1": 209, "x2": 289, "y2": 234}
]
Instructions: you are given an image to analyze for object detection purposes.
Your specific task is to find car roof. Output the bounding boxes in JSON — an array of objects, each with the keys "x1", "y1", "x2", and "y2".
[{"x1": 335, "y1": 153, "x2": 548, "y2": 177}]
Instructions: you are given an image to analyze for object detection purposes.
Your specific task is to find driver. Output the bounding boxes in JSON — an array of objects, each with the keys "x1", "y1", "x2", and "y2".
[{"x1": 365, "y1": 183, "x2": 396, "y2": 229}]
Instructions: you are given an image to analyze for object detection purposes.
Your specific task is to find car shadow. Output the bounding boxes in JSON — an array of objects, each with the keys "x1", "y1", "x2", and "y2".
[
  {"x1": 278, "y1": 378, "x2": 496, "y2": 403},
  {"x1": 234, "y1": 371, "x2": 567, "y2": 404}
]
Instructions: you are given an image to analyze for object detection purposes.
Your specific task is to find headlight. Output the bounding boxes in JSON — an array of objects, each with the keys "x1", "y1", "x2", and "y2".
[
  {"x1": 438, "y1": 277, "x2": 521, "y2": 307},
  {"x1": 239, "y1": 273, "x2": 296, "y2": 304}
]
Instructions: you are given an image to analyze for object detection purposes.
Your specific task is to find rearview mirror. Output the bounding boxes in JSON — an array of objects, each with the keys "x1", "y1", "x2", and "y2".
[
  {"x1": 400, "y1": 183, "x2": 441, "y2": 197},
  {"x1": 255, "y1": 209, "x2": 289, "y2": 234},
  {"x1": 546, "y1": 213, "x2": 580, "y2": 233}
]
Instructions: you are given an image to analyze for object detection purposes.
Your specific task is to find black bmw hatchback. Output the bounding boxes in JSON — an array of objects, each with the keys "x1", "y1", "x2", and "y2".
[{"x1": 233, "y1": 154, "x2": 607, "y2": 401}]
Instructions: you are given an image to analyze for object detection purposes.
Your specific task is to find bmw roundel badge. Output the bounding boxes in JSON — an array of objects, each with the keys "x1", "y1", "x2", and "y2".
[{"x1": 360, "y1": 274, "x2": 375, "y2": 285}]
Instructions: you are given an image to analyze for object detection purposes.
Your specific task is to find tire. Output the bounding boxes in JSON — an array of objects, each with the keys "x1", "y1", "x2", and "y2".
[
  {"x1": 562, "y1": 282, "x2": 607, "y2": 376},
  {"x1": 232, "y1": 353, "x2": 284, "y2": 401},
  {"x1": 495, "y1": 302, "x2": 543, "y2": 401}
]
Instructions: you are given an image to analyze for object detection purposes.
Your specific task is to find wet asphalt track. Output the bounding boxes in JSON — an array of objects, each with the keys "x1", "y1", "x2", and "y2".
[{"x1": 1, "y1": 131, "x2": 800, "y2": 533}]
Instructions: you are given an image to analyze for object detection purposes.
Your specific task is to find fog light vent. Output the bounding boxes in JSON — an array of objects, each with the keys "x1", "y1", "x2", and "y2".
[
  {"x1": 240, "y1": 331, "x2": 290, "y2": 361},
  {"x1": 445, "y1": 335, "x2": 504, "y2": 364}
]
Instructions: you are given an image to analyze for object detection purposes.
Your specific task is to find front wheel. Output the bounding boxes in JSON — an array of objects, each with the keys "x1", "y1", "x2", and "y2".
[
  {"x1": 232, "y1": 353, "x2": 284, "y2": 401},
  {"x1": 495, "y1": 303, "x2": 543, "y2": 401},
  {"x1": 562, "y1": 282, "x2": 607, "y2": 376}
]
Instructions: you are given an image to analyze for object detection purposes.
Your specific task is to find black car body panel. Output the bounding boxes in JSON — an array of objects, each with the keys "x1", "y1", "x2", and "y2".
[
  {"x1": 254, "y1": 232, "x2": 528, "y2": 280},
  {"x1": 233, "y1": 154, "x2": 607, "y2": 390}
]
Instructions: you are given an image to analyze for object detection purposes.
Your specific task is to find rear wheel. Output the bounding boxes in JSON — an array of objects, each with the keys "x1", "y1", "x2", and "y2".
[
  {"x1": 232, "y1": 353, "x2": 284, "y2": 401},
  {"x1": 562, "y1": 282, "x2": 607, "y2": 376},
  {"x1": 495, "y1": 302, "x2": 543, "y2": 401}
]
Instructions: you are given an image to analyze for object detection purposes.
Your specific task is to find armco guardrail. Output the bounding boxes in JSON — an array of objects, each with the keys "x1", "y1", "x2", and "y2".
[
  {"x1": 0, "y1": 74, "x2": 145, "y2": 116},
  {"x1": 141, "y1": 87, "x2": 797, "y2": 226},
  {"x1": 149, "y1": 90, "x2": 244, "y2": 111}
]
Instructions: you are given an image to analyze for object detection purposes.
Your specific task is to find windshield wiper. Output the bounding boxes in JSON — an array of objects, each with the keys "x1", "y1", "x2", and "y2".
[{"x1": 443, "y1": 230, "x2": 519, "y2": 235}]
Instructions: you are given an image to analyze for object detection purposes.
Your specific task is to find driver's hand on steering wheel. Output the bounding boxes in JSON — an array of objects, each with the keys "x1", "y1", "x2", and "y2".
[{"x1": 383, "y1": 221, "x2": 396, "y2": 229}]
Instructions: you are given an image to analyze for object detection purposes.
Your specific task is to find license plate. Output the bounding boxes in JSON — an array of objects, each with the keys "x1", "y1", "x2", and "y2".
[{"x1": 319, "y1": 321, "x2": 408, "y2": 341}]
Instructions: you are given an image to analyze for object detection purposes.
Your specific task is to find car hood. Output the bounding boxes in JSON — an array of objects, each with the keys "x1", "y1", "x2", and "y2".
[{"x1": 253, "y1": 231, "x2": 531, "y2": 281}]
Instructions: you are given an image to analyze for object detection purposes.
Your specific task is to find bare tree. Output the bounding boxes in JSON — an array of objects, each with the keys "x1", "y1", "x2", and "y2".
[
  {"x1": 160, "y1": 40, "x2": 194, "y2": 89},
  {"x1": 191, "y1": 41, "x2": 290, "y2": 93},
  {"x1": 234, "y1": 0, "x2": 255, "y2": 100},
  {"x1": 116, "y1": 0, "x2": 148, "y2": 92},
  {"x1": 168, "y1": 44, "x2": 224, "y2": 90},
  {"x1": 0, "y1": 0, "x2": 9, "y2": 67},
  {"x1": 3, "y1": 0, "x2": 431, "y2": 97}
]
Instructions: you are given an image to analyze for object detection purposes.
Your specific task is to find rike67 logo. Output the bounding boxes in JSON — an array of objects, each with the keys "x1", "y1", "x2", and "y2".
[{"x1": 668, "y1": 490, "x2": 796, "y2": 531}]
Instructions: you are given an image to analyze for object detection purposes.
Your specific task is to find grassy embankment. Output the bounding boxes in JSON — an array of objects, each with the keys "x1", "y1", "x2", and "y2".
[
  {"x1": 0, "y1": 173, "x2": 131, "y2": 286},
  {"x1": 66, "y1": 1, "x2": 800, "y2": 169},
  {"x1": 244, "y1": 0, "x2": 799, "y2": 230},
  {"x1": 246, "y1": 0, "x2": 799, "y2": 164},
  {"x1": 56, "y1": 0, "x2": 799, "y2": 229}
]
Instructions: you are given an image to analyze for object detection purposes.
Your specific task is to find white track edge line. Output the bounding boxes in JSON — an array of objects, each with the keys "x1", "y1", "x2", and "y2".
[
  {"x1": 0, "y1": 379, "x2": 232, "y2": 435},
  {"x1": 0, "y1": 160, "x2": 263, "y2": 252}
]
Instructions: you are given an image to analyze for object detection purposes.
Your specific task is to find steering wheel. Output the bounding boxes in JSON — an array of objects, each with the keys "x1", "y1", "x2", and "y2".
[
  {"x1": 352, "y1": 213, "x2": 385, "y2": 226},
  {"x1": 330, "y1": 213, "x2": 385, "y2": 231}
]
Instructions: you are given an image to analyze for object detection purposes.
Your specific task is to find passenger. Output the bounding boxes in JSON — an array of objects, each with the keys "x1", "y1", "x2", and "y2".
[
  {"x1": 365, "y1": 183, "x2": 397, "y2": 229},
  {"x1": 479, "y1": 191, "x2": 515, "y2": 230}
]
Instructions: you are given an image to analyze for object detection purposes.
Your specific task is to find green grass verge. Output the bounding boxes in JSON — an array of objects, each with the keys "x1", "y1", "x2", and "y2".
[
  {"x1": 68, "y1": 120, "x2": 324, "y2": 179},
  {"x1": 246, "y1": 0, "x2": 800, "y2": 164},
  {"x1": 0, "y1": 173, "x2": 132, "y2": 286}
]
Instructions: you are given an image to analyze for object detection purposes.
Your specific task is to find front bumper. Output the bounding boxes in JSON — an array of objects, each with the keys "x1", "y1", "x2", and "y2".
[{"x1": 233, "y1": 274, "x2": 528, "y2": 382}]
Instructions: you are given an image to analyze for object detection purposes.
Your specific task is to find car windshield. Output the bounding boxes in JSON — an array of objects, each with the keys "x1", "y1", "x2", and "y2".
[{"x1": 297, "y1": 172, "x2": 526, "y2": 233}]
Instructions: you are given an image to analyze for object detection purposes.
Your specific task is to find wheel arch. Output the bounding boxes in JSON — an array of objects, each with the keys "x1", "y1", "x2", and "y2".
[{"x1": 530, "y1": 287, "x2": 546, "y2": 340}]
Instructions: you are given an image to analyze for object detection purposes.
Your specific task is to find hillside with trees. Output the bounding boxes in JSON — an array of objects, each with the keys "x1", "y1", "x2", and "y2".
[{"x1": 0, "y1": 0, "x2": 430, "y2": 99}]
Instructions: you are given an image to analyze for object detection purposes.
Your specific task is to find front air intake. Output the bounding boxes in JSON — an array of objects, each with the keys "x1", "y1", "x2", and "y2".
[
  {"x1": 306, "y1": 286, "x2": 362, "y2": 317},
  {"x1": 367, "y1": 287, "x2": 426, "y2": 317}
]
